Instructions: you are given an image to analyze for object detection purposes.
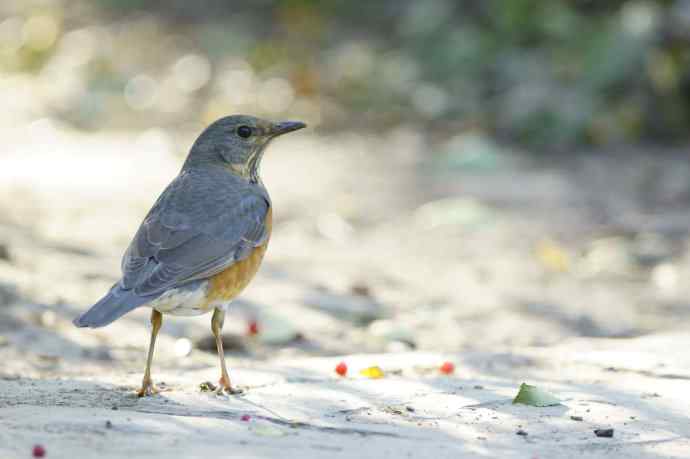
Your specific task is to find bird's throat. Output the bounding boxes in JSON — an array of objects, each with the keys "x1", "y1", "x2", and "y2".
[{"x1": 226, "y1": 150, "x2": 263, "y2": 184}]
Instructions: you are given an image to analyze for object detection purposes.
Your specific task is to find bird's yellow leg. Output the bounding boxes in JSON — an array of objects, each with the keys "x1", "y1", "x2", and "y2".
[
  {"x1": 212, "y1": 308, "x2": 242, "y2": 394},
  {"x1": 137, "y1": 309, "x2": 163, "y2": 397}
]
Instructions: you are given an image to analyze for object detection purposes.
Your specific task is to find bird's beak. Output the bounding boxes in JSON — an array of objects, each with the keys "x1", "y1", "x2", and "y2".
[{"x1": 271, "y1": 120, "x2": 307, "y2": 137}]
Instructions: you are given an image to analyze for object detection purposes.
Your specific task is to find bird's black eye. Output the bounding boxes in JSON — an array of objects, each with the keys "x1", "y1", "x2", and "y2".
[{"x1": 237, "y1": 125, "x2": 252, "y2": 139}]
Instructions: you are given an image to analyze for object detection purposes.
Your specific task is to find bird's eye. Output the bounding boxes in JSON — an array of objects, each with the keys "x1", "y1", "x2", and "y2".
[{"x1": 237, "y1": 125, "x2": 252, "y2": 139}]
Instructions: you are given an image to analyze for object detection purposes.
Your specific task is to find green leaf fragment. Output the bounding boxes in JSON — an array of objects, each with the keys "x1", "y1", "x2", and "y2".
[{"x1": 512, "y1": 383, "x2": 561, "y2": 407}]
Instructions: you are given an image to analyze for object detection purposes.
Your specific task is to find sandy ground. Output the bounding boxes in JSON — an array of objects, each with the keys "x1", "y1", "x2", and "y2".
[
  {"x1": 1, "y1": 125, "x2": 690, "y2": 458},
  {"x1": 2, "y1": 338, "x2": 690, "y2": 459}
]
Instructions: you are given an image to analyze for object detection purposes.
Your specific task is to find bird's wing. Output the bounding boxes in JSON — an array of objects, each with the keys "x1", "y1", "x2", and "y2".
[{"x1": 120, "y1": 167, "x2": 270, "y2": 297}]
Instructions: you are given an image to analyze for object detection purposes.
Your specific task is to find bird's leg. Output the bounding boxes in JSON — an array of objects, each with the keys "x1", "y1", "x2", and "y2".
[
  {"x1": 212, "y1": 308, "x2": 241, "y2": 394},
  {"x1": 137, "y1": 309, "x2": 163, "y2": 397}
]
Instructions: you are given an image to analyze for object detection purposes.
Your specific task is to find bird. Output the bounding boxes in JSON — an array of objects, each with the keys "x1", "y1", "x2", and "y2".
[{"x1": 73, "y1": 115, "x2": 306, "y2": 396}]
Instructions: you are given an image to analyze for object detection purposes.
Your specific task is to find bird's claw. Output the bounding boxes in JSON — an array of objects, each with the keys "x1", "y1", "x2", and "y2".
[
  {"x1": 137, "y1": 379, "x2": 161, "y2": 397},
  {"x1": 216, "y1": 376, "x2": 244, "y2": 395},
  {"x1": 217, "y1": 385, "x2": 245, "y2": 395}
]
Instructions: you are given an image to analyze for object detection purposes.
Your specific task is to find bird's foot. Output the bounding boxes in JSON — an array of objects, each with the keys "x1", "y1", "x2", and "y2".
[
  {"x1": 217, "y1": 386, "x2": 245, "y2": 395},
  {"x1": 216, "y1": 376, "x2": 244, "y2": 395},
  {"x1": 137, "y1": 379, "x2": 161, "y2": 397}
]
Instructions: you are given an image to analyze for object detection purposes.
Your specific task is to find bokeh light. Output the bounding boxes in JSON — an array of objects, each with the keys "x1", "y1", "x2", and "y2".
[{"x1": 125, "y1": 74, "x2": 159, "y2": 110}]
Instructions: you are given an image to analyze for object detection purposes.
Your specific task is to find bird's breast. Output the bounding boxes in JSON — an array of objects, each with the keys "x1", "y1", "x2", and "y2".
[
  {"x1": 203, "y1": 206, "x2": 272, "y2": 307},
  {"x1": 150, "y1": 207, "x2": 272, "y2": 316}
]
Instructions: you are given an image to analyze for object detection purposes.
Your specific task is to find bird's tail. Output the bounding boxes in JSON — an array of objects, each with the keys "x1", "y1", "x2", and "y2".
[{"x1": 73, "y1": 284, "x2": 151, "y2": 328}]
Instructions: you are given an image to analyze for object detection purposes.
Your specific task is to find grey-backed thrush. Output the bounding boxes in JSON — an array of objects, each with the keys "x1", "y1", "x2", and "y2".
[{"x1": 74, "y1": 115, "x2": 306, "y2": 396}]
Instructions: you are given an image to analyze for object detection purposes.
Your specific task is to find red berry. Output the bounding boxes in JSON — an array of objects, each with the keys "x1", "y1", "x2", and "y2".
[
  {"x1": 240, "y1": 414, "x2": 251, "y2": 422},
  {"x1": 248, "y1": 320, "x2": 259, "y2": 336},
  {"x1": 440, "y1": 361, "x2": 455, "y2": 374},
  {"x1": 33, "y1": 445, "x2": 46, "y2": 458},
  {"x1": 335, "y1": 361, "x2": 348, "y2": 376}
]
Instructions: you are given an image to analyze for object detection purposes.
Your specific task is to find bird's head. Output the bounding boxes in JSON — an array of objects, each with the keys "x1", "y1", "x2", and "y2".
[{"x1": 184, "y1": 114, "x2": 306, "y2": 182}]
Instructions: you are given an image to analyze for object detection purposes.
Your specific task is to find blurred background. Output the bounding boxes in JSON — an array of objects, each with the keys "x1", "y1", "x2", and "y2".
[
  {"x1": 3, "y1": 0, "x2": 690, "y2": 146},
  {"x1": 1, "y1": 0, "x2": 690, "y2": 378}
]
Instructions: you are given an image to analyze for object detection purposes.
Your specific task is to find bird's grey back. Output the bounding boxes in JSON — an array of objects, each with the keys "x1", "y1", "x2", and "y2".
[{"x1": 74, "y1": 165, "x2": 270, "y2": 328}]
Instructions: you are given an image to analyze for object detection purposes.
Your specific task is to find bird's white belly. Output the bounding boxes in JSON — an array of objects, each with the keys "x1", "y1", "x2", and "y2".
[{"x1": 148, "y1": 280, "x2": 226, "y2": 316}]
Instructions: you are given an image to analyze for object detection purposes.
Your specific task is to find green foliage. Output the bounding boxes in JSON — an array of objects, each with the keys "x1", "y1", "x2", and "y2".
[{"x1": 2, "y1": 0, "x2": 689, "y2": 149}]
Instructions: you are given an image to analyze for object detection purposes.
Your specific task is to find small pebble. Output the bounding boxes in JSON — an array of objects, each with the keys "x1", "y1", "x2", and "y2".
[
  {"x1": 474, "y1": 385, "x2": 484, "y2": 390},
  {"x1": 111, "y1": 406, "x2": 118, "y2": 410},
  {"x1": 516, "y1": 429, "x2": 528, "y2": 436},
  {"x1": 594, "y1": 428, "x2": 614, "y2": 438},
  {"x1": 405, "y1": 406, "x2": 415, "y2": 413},
  {"x1": 105, "y1": 420, "x2": 113, "y2": 429},
  {"x1": 350, "y1": 283, "x2": 371, "y2": 297},
  {"x1": 570, "y1": 416, "x2": 583, "y2": 422}
]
